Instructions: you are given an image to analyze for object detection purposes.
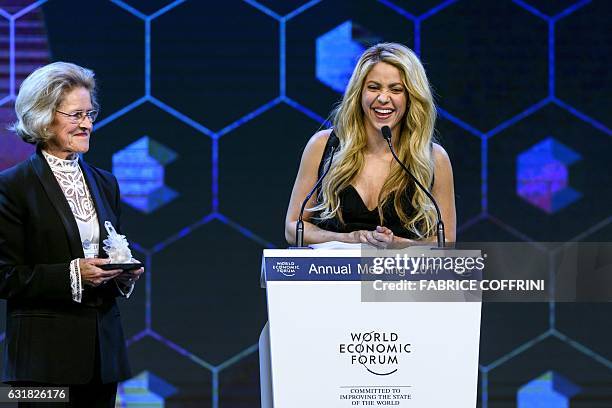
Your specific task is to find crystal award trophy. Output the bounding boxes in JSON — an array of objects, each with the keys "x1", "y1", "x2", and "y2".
[{"x1": 100, "y1": 221, "x2": 142, "y2": 271}]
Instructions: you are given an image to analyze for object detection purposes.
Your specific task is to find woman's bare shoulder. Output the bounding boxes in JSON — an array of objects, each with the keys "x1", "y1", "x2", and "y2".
[
  {"x1": 303, "y1": 128, "x2": 334, "y2": 159},
  {"x1": 431, "y1": 142, "x2": 453, "y2": 183},
  {"x1": 432, "y1": 142, "x2": 451, "y2": 168}
]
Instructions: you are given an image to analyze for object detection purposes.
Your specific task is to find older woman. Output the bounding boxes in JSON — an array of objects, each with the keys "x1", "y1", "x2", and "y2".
[
  {"x1": 285, "y1": 43, "x2": 456, "y2": 247},
  {"x1": 0, "y1": 62, "x2": 143, "y2": 407}
]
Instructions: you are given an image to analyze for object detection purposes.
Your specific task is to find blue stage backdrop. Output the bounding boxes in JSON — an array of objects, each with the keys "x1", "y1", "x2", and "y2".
[{"x1": 0, "y1": 0, "x2": 610, "y2": 406}]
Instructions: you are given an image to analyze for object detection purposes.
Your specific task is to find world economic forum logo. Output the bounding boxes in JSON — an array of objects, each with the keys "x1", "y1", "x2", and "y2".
[
  {"x1": 272, "y1": 261, "x2": 299, "y2": 277},
  {"x1": 339, "y1": 331, "x2": 412, "y2": 376}
]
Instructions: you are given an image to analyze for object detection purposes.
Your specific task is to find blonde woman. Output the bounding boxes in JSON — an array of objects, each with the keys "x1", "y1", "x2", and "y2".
[{"x1": 285, "y1": 43, "x2": 456, "y2": 248}]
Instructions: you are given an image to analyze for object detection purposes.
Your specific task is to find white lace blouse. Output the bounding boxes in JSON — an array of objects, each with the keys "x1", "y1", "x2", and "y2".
[{"x1": 43, "y1": 151, "x2": 132, "y2": 302}]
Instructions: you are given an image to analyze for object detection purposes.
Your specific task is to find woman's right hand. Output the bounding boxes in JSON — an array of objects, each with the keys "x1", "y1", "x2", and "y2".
[
  {"x1": 347, "y1": 227, "x2": 412, "y2": 249},
  {"x1": 79, "y1": 258, "x2": 122, "y2": 287},
  {"x1": 347, "y1": 230, "x2": 371, "y2": 244}
]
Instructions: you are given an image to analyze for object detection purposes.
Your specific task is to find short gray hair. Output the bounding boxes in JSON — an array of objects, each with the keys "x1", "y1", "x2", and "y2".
[{"x1": 10, "y1": 61, "x2": 98, "y2": 145}]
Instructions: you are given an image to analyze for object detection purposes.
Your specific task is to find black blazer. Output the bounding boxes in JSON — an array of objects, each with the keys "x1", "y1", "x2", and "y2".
[{"x1": 0, "y1": 149, "x2": 131, "y2": 384}]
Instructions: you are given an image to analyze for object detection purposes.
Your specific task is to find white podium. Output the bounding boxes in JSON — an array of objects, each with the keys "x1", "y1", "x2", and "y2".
[{"x1": 260, "y1": 248, "x2": 482, "y2": 408}]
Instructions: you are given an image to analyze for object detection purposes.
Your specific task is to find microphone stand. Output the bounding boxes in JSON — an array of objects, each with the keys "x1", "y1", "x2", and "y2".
[
  {"x1": 295, "y1": 133, "x2": 339, "y2": 248},
  {"x1": 381, "y1": 126, "x2": 445, "y2": 248}
]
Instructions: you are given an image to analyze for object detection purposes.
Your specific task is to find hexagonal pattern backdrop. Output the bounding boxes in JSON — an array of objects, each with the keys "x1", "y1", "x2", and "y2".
[{"x1": 0, "y1": 0, "x2": 610, "y2": 406}]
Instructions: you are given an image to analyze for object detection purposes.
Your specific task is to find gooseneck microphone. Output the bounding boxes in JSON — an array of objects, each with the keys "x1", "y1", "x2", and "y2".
[
  {"x1": 381, "y1": 126, "x2": 445, "y2": 248},
  {"x1": 295, "y1": 131, "x2": 340, "y2": 248}
]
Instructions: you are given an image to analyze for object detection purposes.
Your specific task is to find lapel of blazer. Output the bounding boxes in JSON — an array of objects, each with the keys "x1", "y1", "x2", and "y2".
[
  {"x1": 30, "y1": 149, "x2": 85, "y2": 259},
  {"x1": 80, "y1": 159, "x2": 112, "y2": 258}
]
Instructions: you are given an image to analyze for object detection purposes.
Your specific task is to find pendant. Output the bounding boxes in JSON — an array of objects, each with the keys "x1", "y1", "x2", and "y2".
[{"x1": 83, "y1": 239, "x2": 91, "y2": 249}]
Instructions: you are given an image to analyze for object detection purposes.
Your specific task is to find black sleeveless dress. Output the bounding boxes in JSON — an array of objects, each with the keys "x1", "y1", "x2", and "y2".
[{"x1": 312, "y1": 136, "x2": 429, "y2": 240}]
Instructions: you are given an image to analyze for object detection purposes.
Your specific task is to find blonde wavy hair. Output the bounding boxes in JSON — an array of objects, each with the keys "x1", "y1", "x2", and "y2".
[{"x1": 312, "y1": 43, "x2": 437, "y2": 238}]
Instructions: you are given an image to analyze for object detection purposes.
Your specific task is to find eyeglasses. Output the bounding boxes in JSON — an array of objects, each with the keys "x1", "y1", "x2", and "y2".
[{"x1": 56, "y1": 109, "x2": 99, "y2": 124}]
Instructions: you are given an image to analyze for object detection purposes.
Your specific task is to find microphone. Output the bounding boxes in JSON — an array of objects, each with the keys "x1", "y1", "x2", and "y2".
[
  {"x1": 295, "y1": 131, "x2": 340, "y2": 247},
  {"x1": 381, "y1": 126, "x2": 446, "y2": 248}
]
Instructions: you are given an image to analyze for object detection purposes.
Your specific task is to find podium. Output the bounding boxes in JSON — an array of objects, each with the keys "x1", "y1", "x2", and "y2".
[{"x1": 260, "y1": 248, "x2": 482, "y2": 407}]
